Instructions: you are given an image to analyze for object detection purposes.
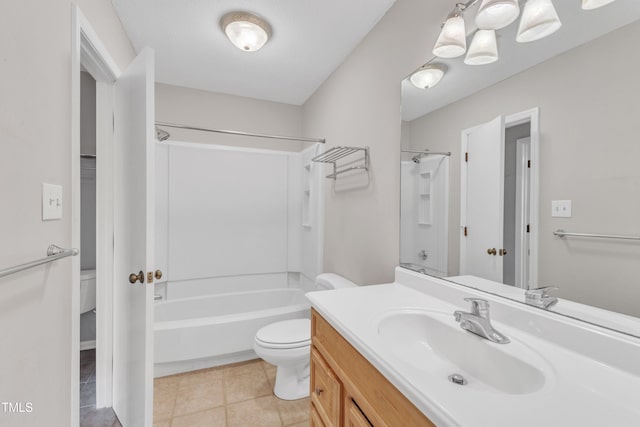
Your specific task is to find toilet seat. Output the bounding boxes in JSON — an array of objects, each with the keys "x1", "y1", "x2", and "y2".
[{"x1": 255, "y1": 319, "x2": 311, "y2": 349}]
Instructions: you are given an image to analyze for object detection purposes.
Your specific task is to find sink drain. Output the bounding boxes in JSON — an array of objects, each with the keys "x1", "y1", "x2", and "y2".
[{"x1": 448, "y1": 373, "x2": 467, "y2": 385}]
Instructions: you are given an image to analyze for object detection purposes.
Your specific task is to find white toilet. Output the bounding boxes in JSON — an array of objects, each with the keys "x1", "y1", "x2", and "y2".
[
  {"x1": 80, "y1": 269, "x2": 97, "y2": 314},
  {"x1": 253, "y1": 273, "x2": 357, "y2": 400}
]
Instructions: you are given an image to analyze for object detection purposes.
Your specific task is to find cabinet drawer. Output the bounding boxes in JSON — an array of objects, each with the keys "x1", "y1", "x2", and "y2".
[
  {"x1": 311, "y1": 348, "x2": 342, "y2": 427},
  {"x1": 346, "y1": 399, "x2": 373, "y2": 427}
]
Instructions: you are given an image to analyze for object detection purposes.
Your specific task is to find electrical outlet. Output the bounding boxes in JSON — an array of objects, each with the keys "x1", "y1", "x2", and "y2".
[
  {"x1": 551, "y1": 200, "x2": 571, "y2": 218},
  {"x1": 42, "y1": 183, "x2": 63, "y2": 220}
]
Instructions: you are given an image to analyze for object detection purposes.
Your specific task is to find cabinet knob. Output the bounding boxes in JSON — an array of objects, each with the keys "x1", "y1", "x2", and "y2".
[{"x1": 315, "y1": 387, "x2": 323, "y2": 396}]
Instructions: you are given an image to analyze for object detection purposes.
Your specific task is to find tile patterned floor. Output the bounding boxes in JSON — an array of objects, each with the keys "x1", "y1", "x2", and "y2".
[
  {"x1": 153, "y1": 359, "x2": 310, "y2": 427},
  {"x1": 79, "y1": 352, "x2": 305, "y2": 426},
  {"x1": 80, "y1": 349, "x2": 122, "y2": 427}
]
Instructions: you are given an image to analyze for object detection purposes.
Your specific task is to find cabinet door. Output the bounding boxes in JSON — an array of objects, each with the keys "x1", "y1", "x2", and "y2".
[
  {"x1": 346, "y1": 399, "x2": 373, "y2": 427},
  {"x1": 311, "y1": 404, "x2": 327, "y2": 427},
  {"x1": 311, "y1": 348, "x2": 342, "y2": 427}
]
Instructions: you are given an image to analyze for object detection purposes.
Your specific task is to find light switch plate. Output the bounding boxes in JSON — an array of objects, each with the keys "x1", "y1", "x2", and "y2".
[
  {"x1": 42, "y1": 183, "x2": 63, "y2": 220},
  {"x1": 551, "y1": 200, "x2": 571, "y2": 218}
]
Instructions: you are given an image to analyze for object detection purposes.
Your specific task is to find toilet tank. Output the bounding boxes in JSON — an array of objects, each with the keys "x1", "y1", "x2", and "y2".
[{"x1": 315, "y1": 273, "x2": 357, "y2": 290}]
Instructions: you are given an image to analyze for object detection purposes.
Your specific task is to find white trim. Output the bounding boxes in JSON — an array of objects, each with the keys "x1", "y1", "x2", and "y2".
[
  {"x1": 80, "y1": 340, "x2": 97, "y2": 351},
  {"x1": 71, "y1": 5, "x2": 122, "y2": 420},
  {"x1": 515, "y1": 138, "x2": 531, "y2": 289},
  {"x1": 505, "y1": 108, "x2": 539, "y2": 289}
]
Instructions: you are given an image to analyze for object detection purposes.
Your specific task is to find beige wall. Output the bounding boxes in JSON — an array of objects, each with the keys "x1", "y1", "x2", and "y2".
[
  {"x1": 406, "y1": 21, "x2": 640, "y2": 316},
  {"x1": 301, "y1": 0, "x2": 452, "y2": 285},
  {"x1": 0, "y1": 2, "x2": 134, "y2": 426},
  {"x1": 155, "y1": 83, "x2": 305, "y2": 152}
]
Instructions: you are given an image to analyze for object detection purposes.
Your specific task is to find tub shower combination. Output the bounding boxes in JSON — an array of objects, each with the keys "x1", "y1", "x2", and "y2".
[{"x1": 153, "y1": 140, "x2": 323, "y2": 376}]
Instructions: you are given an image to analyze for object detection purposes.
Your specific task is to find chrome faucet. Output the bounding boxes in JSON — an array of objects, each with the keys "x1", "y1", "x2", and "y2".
[
  {"x1": 525, "y1": 286, "x2": 558, "y2": 309},
  {"x1": 454, "y1": 298, "x2": 510, "y2": 344}
]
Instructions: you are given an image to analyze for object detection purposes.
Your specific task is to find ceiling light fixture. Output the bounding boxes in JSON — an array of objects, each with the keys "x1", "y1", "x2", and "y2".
[
  {"x1": 465, "y1": 30, "x2": 499, "y2": 65},
  {"x1": 582, "y1": 0, "x2": 616, "y2": 10},
  {"x1": 221, "y1": 11, "x2": 272, "y2": 52},
  {"x1": 517, "y1": 0, "x2": 562, "y2": 43},
  {"x1": 432, "y1": 6, "x2": 467, "y2": 58},
  {"x1": 409, "y1": 64, "x2": 447, "y2": 89},
  {"x1": 476, "y1": 0, "x2": 521, "y2": 30}
]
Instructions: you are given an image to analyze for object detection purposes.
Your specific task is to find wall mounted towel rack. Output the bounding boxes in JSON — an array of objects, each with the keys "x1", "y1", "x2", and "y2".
[
  {"x1": 553, "y1": 229, "x2": 640, "y2": 241},
  {"x1": 0, "y1": 245, "x2": 79, "y2": 279},
  {"x1": 311, "y1": 146, "x2": 369, "y2": 179}
]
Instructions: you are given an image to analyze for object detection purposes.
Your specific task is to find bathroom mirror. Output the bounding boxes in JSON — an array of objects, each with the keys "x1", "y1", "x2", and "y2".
[{"x1": 400, "y1": 0, "x2": 640, "y2": 337}]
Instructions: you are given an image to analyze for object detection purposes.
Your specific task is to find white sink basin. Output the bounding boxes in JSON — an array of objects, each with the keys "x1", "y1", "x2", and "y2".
[{"x1": 376, "y1": 309, "x2": 551, "y2": 395}]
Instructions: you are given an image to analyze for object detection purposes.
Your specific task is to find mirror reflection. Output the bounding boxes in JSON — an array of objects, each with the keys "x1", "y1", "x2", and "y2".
[{"x1": 400, "y1": 0, "x2": 640, "y2": 336}]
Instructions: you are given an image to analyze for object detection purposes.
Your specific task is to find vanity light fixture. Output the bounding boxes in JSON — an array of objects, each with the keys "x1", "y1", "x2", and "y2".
[
  {"x1": 517, "y1": 0, "x2": 562, "y2": 43},
  {"x1": 432, "y1": 6, "x2": 467, "y2": 58},
  {"x1": 582, "y1": 0, "x2": 616, "y2": 9},
  {"x1": 476, "y1": 0, "x2": 521, "y2": 30},
  {"x1": 409, "y1": 64, "x2": 447, "y2": 89},
  {"x1": 221, "y1": 11, "x2": 272, "y2": 52},
  {"x1": 465, "y1": 30, "x2": 498, "y2": 65}
]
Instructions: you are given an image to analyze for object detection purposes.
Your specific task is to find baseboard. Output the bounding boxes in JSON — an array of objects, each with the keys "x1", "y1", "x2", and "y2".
[
  {"x1": 154, "y1": 350, "x2": 258, "y2": 377},
  {"x1": 80, "y1": 340, "x2": 96, "y2": 351}
]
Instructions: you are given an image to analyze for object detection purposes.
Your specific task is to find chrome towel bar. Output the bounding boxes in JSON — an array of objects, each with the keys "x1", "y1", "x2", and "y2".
[
  {"x1": 553, "y1": 229, "x2": 640, "y2": 241},
  {"x1": 0, "y1": 245, "x2": 79, "y2": 279}
]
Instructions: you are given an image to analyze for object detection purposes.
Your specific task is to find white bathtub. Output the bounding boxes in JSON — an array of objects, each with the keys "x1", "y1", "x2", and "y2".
[{"x1": 154, "y1": 287, "x2": 309, "y2": 376}]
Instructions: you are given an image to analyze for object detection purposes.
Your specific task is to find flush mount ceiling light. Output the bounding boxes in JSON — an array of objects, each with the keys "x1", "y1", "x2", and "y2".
[
  {"x1": 517, "y1": 0, "x2": 562, "y2": 43},
  {"x1": 476, "y1": 0, "x2": 521, "y2": 30},
  {"x1": 465, "y1": 30, "x2": 498, "y2": 65},
  {"x1": 409, "y1": 64, "x2": 447, "y2": 89},
  {"x1": 582, "y1": 0, "x2": 616, "y2": 10},
  {"x1": 221, "y1": 11, "x2": 272, "y2": 52},
  {"x1": 432, "y1": 6, "x2": 467, "y2": 58}
]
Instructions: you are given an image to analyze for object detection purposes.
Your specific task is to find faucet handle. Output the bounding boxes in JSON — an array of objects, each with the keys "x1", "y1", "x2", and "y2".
[
  {"x1": 463, "y1": 297, "x2": 490, "y2": 315},
  {"x1": 525, "y1": 286, "x2": 558, "y2": 299}
]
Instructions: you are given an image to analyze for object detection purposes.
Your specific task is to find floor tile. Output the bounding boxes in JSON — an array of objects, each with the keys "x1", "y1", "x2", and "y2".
[
  {"x1": 153, "y1": 381, "x2": 178, "y2": 421},
  {"x1": 171, "y1": 407, "x2": 226, "y2": 427},
  {"x1": 179, "y1": 366, "x2": 224, "y2": 388},
  {"x1": 152, "y1": 422, "x2": 171, "y2": 427},
  {"x1": 224, "y1": 371, "x2": 272, "y2": 404},
  {"x1": 226, "y1": 395, "x2": 283, "y2": 427},
  {"x1": 80, "y1": 405, "x2": 120, "y2": 427},
  {"x1": 80, "y1": 381, "x2": 96, "y2": 408},
  {"x1": 80, "y1": 349, "x2": 96, "y2": 364},
  {"x1": 285, "y1": 422, "x2": 309, "y2": 427},
  {"x1": 276, "y1": 397, "x2": 311, "y2": 426},
  {"x1": 154, "y1": 374, "x2": 181, "y2": 389},
  {"x1": 80, "y1": 362, "x2": 96, "y2": 383},
  {"x1": 173, "y1": 378, "x2": 225, "y2": 417},
  {"x1": 223, "y1": 359, "x2": 265, "y2": 378}
]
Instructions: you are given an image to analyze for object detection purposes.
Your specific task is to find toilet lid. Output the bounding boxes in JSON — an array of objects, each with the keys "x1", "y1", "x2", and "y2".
[{"x1": 255, "y1": 319, "x2": 311, "y2": 349}]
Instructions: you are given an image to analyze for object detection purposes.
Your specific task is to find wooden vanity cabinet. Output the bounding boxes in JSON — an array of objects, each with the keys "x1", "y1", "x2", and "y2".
[{"x1": 310, "y1": 309, "x2": 435, "y2": 427}]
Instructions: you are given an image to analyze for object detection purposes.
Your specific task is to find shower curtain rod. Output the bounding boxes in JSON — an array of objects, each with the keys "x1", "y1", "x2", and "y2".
[
  {"x1": 155, "y1": 121, "x2": 326, "y2": 144},
  {"x1": 401, "y1": 149, "x2": 451, "y2": 156}
]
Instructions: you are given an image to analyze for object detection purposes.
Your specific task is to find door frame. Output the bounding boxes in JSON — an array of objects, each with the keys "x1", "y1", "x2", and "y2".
[
  {"x1": 505, "y1": 108, "x2": 539, "y2": 289},
  {"x1": 459, "y1": 108, "x2": 539, "y2": 288},
  {"x1": 71, "y1": 5, "x2": 121, "y2": 422}
]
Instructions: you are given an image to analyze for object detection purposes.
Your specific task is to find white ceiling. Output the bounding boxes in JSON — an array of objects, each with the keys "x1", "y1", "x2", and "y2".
[
  {"x1": 402, "y1": 0, "x2": 640, "y2": 121},
  {"x1": 112, "y1": 0, "x2": 396, "y2": 105}
]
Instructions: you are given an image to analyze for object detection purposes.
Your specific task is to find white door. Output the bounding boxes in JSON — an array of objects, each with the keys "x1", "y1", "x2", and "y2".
[
  {"x1": 460, "y1": 115, "x2": 505, "y2": 282},
  {"x1": 112, "y1": 48, "x2": 155, "y2": 427}
]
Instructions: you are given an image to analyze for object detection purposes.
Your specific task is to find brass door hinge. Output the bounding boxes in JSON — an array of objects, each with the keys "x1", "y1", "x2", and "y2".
[
  {"x1": 465, "y1": 152, "x2": 469, "y2": 162},
  {"x1": 528, "y1": 160, "x2": 531, "y2": 168},
  {"x1": 526, "y1": 224, "x2": 530, "y2": 233},
  {"x1": 464, "y1": 226, "x2": 468, "y2": 237}
]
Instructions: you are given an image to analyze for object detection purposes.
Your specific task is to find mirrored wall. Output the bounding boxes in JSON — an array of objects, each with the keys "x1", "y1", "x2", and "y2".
[{"x1": 400, "y1": 0, "x2": 640, "y2": 337}]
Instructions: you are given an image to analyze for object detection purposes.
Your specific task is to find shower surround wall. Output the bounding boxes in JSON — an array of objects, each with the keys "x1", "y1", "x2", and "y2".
[{"x1": 153, "y1": 141, "x2": 323, "y2": 374}]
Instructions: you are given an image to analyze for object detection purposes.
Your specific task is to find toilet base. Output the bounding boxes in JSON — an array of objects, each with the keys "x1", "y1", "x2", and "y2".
[{"x1": 273, "y1": 362, "x2": 310, "y2": 400}]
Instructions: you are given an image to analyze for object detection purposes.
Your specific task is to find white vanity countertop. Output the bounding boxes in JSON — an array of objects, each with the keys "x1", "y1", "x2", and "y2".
[{"x1": 307, "y1": 282, "x2": 640, "y2": 427}]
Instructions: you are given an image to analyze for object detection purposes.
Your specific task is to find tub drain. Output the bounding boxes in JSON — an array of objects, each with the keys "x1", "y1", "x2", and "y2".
[{"x1": 448, "y1": 373, "x2": 467, "y2": 385}]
